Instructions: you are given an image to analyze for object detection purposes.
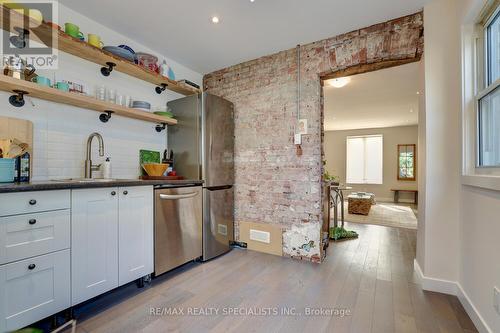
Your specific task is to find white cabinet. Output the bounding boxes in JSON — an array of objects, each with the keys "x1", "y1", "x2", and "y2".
[
  {"x1": 0, "y1": 210, "x2": 70, "y2": 265},
  {"x1": 71, "y1": 186, "x2": 154, "y2": 305},
  {"x1": 0, "y1": 190, "x2": 70, "y2": 217},
  {"x1": 71, "y1": 188, "x2": 119, "y2": 306},
  {"x1": 118, "y1": 186, "x2": 153, "y2": 286},
  {"x1": 0, "y1": 190, "x2": 71, "y2": 332},
  {"x1": 0, "y1": 250, "x2": 70, "y2": 332}
]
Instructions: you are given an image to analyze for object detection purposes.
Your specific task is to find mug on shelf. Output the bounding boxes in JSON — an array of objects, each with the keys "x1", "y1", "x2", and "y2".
[
  {"x1": 88, "y1": 34, "x2": 103, "y2": 48},
  {"x1": 55, "y1": 81, "x2": 70, "y2": 92},
  {"x1": 31, "y1": 76, "x2": 51, "y2": 87},
  {"x1": 65, "y1": 22, "x2": 83, "y2": 40}
]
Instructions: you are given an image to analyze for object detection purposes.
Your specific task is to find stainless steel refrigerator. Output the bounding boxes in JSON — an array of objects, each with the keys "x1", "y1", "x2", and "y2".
[{"x1": 167, "y1": 93, "x2": 234, "y2": 261}]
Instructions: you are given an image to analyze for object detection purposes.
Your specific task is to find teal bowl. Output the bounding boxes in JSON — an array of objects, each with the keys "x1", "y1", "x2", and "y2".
[{"x1": 0, "y1": 159, "x2": 15, "y2": 183}]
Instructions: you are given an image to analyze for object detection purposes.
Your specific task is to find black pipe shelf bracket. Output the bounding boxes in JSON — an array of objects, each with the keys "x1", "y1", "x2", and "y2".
[
  {"x1": 155, "y1": 83, "x2": 168, "y2": 94},
  {"x1": 10, "y1": 27, "x2": 29, "y2": 49},
  {"x1": 155, "y1": 123, "x2": 167, "y2": 132},
  {"x1": 99, "y1": 110, "x2": 114, "y2": 123},
  {"x1": 100, "y1": 62, "x2": 116, "y2": 77},
  {"x1": 9, "y1": 90, "x2": 28, "y2": 107}
]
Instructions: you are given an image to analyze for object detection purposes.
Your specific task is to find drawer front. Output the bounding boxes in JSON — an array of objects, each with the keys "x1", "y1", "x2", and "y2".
[
  {"x1": 0, "y1": 249, "x2": 71, "y2": 332},
  {"x1": 0, "y1": 210, "x2": 70, "y2": 265},
  {"x1": 0, "y1": 190, "x2": 70, "y2": 217}
]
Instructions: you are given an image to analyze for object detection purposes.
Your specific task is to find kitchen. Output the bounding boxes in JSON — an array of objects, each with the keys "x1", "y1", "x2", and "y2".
[
  {"x1": 0, "y1": 0, "x2": 494, "y2": 332},
  {"x1": 0, "y1": 2, "x2": 235, "y2": 332}
]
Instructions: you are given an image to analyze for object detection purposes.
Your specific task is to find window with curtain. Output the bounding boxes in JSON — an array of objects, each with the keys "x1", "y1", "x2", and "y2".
[
  {"x1": 346, "y1": 135, "x2": 383, "y2": 184},
  {"x1": 477, "y1": 5, "x2": 500, "y2": 167}
]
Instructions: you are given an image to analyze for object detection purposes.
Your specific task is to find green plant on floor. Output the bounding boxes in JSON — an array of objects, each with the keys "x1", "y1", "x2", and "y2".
[{"x1": 329, "y1": 227, "x2": 359, "y2": 241}]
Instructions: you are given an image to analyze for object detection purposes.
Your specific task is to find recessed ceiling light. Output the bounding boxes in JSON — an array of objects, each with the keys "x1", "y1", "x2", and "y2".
[
  {"x1": 211, "y1": 16, "x2": 220, "y2": 24},
  {"x1": 327, "y1": 77, "x2": 351, "y2": 88},
  {"x1": 410, "y1": 109, "x2": 414, "y2": 113},
  {"x1": 250, "y1": 0, "x2": 255, "y2": 2},
  {"x1": 416, "y1": 91, "x2": 420, "y2": 95}
]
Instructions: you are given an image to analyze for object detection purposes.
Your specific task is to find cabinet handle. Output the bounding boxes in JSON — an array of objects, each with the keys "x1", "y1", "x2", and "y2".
[
  {"x1": 123, "y1": 190, "x2": 128, "y2": 195},
  {"x1": 28, "y1": 264, "x2": 36, "y2": 270},
  {"x1": 29, "y1": 199, "x2": 37, "y2": 205},
  {"x1": 29, "y1": 219, "x2": 37, "y2": 225},
  {"x1": 111, "y1": 191, "x2": 116, "y2": 196}
]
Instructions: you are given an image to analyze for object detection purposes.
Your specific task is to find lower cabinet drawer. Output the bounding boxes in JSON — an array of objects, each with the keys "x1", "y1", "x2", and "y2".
[
  {"x1": 0, "y1": 210, "x2": 70, "y2": 265},
  {"x1": 0, "y1": 249, "x2": 70, "y2": 332},
  {"x1": 0, "y1": 190, "x2": 70, "y2": 217}
]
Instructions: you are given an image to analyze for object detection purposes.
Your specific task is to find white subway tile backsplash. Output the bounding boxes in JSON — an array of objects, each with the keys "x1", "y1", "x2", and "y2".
[{"x1": 0, "y1": 3, "x2": 201, "y2": 181}]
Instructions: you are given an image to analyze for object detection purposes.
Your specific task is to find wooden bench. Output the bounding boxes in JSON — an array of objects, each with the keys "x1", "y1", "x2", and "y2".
[{"x1": 391, "y1": 189, "x2": 418, "y2": 204}]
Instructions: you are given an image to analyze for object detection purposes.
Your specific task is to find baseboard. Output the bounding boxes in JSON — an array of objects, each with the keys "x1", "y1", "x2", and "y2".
[
  {"x1": 413, "y1": 259, "x2": 458, "y2": 295},
  {"x1": 456, "y1": 284, "x2": 493, "y2": 333},
  {"x1": 413, "y1": 259, "x2": 492, "y2": 333}
]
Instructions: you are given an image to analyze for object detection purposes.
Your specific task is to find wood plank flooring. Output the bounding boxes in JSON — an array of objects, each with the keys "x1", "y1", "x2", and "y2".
[{"x1": 63, "y1": 223, "x2": 477, "y2": 333}]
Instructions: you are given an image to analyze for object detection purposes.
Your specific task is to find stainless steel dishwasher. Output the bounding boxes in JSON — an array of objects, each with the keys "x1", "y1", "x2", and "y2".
[{"x1": 154, "y1": 184, "x2": 202, "y2": 276}]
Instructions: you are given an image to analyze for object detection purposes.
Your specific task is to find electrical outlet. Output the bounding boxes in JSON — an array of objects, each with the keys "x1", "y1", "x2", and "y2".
[{"x1": 494, "y1": 287, "x2": 500, "y2": 315}]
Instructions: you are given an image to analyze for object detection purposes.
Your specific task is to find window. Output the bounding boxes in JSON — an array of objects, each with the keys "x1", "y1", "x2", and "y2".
[
  {"x1": 346, "y1": 135, "x2": 383, "y2": 184},
  {"x1": 477, "y1": 5, "x2": 500, "y2": 167},
  {"x1": 397, "y1": 144, "x2": 416, "y2": 181}
]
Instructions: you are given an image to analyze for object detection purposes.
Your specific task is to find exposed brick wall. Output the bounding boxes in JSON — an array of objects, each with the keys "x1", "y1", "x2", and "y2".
[{"x1": 204, "y1": 13, "x2": 424, "y2": 262}]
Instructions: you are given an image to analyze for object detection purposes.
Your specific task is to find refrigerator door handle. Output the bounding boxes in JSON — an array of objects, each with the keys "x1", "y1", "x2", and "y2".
[
  {"x1": 209, "y1": 130, "x2": 213, "y2": 161},
  {"x1": 159, "y1": 192, "x2": 199, "y2": 200}
]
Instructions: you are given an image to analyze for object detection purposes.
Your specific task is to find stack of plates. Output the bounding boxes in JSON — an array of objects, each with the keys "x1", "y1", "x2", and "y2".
[
  {"x1": 154, "y1": 111, "x2": 174, "y2": 118},
  {"x1": 131, "y1": 101, "x2": 151, "y2": 112},
  {"x1": 152, "y1": 106, "x2": 173, "y2": 118}
]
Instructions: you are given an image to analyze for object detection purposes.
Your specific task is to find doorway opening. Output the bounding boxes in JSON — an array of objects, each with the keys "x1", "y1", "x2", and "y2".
[{"x1": 320, "y1": 60, "x2": 422, "y2": 246}]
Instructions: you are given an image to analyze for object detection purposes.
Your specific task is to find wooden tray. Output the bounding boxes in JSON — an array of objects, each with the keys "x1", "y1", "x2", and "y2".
[{"x1": 140, "y1": 175, "x2": 185, "y2": 180}]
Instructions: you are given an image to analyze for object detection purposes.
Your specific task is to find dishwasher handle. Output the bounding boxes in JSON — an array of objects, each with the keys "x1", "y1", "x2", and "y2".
[{"x1": 159, "y1": 192, "x2": 199, "y2": 200}]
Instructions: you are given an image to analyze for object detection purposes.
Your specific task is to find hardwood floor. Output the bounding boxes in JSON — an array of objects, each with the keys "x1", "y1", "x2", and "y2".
[{"x1": 64, "y1": 223, "x2": 477, "y2": 333}]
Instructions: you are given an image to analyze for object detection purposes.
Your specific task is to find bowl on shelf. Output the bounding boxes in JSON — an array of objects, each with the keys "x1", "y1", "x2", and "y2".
[
  {"x1": 142, "y1": 163, "x2": 168, "y2": 177},
  {"x1": 131, "y1": 101, "x2": 151, "y2": 112},
  {"x1": 118, "y1": 45, "x2": 138, "y2": 64},
  {"x1": 154, "y1": 111, "x2": 174, "y2": 118},
  {"x1": 102, "y1": 46, "x2": 136, "y2": 63}
]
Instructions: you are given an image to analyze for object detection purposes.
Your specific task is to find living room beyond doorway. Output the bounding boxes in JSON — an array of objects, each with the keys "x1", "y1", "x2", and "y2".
[{"x1": 322, "y1": 61, "x2": 421, "y2": 233}]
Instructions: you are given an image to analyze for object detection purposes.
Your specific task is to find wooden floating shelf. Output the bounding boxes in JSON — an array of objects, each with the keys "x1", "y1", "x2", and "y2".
[
  {"x1": 0, "y1": 75, "x2": 177, "y2": 125},
  {"x1": 0, "y1": 5, "x2": 200, "y2": 96}
]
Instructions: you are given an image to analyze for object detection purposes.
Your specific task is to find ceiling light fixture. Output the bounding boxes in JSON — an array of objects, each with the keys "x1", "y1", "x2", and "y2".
[
  {"x1": 410, "y1": 109, "x2": 414, "y2": 113},
  {"x1": 327, "y1": 77, "x2": 351, "y2": 88},
  {"x1": 211, "y1": 16, "x2": 220, "y2": 24}
]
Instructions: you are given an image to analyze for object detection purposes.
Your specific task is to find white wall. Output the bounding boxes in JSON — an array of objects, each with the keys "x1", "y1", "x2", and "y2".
[
  {"x1": 420, "y1": 0, "x2": 462, "y2": 283},
  {"x1": 324, "y1": 125, "x2": 418, "y2": 202},
  {"x1": 421, "y1": 0, "x2": 500, "y2": 332},
  {"x1": 0, "y1": 3, "x2": 202, "y2": 180}
]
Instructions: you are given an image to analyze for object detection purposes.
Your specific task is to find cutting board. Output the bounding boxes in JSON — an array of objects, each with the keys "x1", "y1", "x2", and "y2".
[{"x1": 0, "y1": 116, "x2": 33, "y2": 169}]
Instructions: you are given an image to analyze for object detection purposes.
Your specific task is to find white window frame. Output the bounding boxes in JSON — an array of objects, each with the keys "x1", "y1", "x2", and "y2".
[
  {"x1": 345, "y1": 134, "x2": 383, "y2": 185},
  {"x1": 462, "y1": 0, "x2": 500, "y2": 191},
  {"x1": 476, "y1": 4, "x2": 500, "y2": 168}
]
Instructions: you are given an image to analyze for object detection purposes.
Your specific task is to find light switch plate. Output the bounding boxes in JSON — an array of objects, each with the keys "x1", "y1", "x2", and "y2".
[
  {"x1": 294, "y1": 134, "x2": 302, "y2": 145},
  {"x1": 494, "y1": 286, "x2": 500, "y2": 315}
]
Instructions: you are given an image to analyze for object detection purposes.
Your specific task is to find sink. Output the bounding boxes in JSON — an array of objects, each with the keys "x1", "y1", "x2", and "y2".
[{"x1": 52, "y1": 178, "x2": 118, "y2": 183}]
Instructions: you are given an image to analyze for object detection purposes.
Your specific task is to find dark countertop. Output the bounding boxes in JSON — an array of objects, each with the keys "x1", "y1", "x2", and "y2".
[{"x1": 0, "y1": 179, "x2": 204, "y2": 193}]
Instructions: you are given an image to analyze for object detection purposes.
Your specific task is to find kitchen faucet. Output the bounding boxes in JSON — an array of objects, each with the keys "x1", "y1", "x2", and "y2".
[{"x1": 84, "y1": 132, "x2": 104, "y2": 178}]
